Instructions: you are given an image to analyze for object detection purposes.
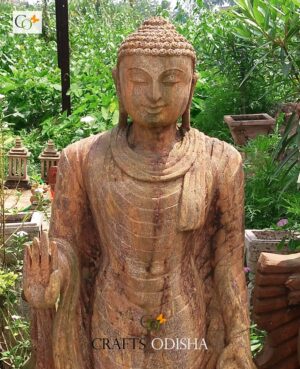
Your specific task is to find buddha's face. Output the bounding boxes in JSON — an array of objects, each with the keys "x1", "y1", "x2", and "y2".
[{"x1": 117, "y1": 55, "x2": 194, "y2": 129}]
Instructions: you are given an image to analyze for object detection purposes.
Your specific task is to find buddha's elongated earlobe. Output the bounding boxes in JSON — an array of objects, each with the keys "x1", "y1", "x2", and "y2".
[
  {"x1": 118, "y1": 101, "x2": 128, "y2": 129},
  {"x1": 181, "y1": 107, "x2": 191, "y2": 133},
  {"x1": 112, "y1": 67, "x2": 128, "y2": 129},
  {"x1": 182, "y1": 73, "x2": 198, "y2": 133}
]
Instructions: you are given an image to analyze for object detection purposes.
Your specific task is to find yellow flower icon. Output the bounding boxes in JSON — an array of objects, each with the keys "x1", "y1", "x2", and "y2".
[
  {"x1": 31, "y1": 15, "x2": 39, "y2": 24},
  {"x1": 156, "y1": 313, "x2": 166, "y2": 325}
]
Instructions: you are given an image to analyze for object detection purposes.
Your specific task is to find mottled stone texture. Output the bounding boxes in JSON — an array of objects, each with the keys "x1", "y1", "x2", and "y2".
[
  {"x1": 254, "y1": 252, "x2": 300, "y2": 369},
  {"x1": 22, "y1": 16, "x2": 255, "y2": 369}
]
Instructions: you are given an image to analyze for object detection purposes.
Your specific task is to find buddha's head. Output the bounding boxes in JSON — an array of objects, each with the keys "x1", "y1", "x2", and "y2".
[{"x1": 113, "y1": 17, "x2": 197, "y2": 132}]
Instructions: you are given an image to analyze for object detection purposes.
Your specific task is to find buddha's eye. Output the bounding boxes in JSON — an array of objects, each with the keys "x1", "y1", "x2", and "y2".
[
  {"x1": 161, "y1": 72, "x2": 181, "y2": 85},
  {"x1": 131, "y1": 78, "x2": 148, "y2": 84},
  {"x1": 128, "y1": 69, "x2": 150, "y2": 85}
]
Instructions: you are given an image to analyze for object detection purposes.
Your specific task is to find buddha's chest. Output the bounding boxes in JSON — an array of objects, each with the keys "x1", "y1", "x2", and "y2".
[
  {"x1": 99, "y1": 154, "x2": 183, "y2": 234},
  {"x1": 88, "y1": 154, "x2": 190, "y2": 271}
]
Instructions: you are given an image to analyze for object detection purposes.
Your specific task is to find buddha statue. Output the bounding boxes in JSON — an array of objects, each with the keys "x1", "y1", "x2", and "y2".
[{"x1": 23, "y1": 17, "x2": 256, "y2": 369}]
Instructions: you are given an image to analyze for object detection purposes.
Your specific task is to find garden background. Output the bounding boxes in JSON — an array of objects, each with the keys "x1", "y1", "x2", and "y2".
[{"x1": 0, "y1": 0, "x2": 299, "y2": 367}]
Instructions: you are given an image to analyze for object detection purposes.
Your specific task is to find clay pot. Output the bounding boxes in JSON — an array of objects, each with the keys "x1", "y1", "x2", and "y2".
[{"x1": 224, "y1": 113, "x2": 275, "y2": 145}]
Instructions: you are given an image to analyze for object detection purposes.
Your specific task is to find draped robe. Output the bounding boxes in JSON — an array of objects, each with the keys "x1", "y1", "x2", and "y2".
[{"x1": 29, "y1": 126, "x2": 255, "y2": 369}]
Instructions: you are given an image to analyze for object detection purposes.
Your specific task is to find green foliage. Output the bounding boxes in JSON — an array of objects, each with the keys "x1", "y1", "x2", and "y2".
[
  {"x1": 0, "y1": 4, "x2": 61, "y2": 130},
  {"x1": 243, "y1": 133, "x2": 299, "y2": 229},
  {"x1": 250, "y1": 323, "x2": 266, "y2": 357},
  {"x1": 0, "y1": 0, "x2": 164, "y2": 150},
  {"x1": 192, "y1": 5, "x2": 290, "y2": 111},
  {"x1": 0, "y1": 267, "x2": 31, "y2": 369},
  {"x1": 187, "y1": 0, "x2": 300, "y2": 142},
  {"x1": 233, "y1": 0, "x2": 300, "y2": 96},
  {"x1": 1, "y1": 0, "x2": 298, "y2": 148},
  {"x1": 186, "y1": 3, "x2": 293, "y2": 140},
  {"x1": 0, "y1": 231, "x2": 31, "y2": 368},
  {"x1": 271, "y1": 112, "x2": 300, "y2": 192},
  {"x1": 191, "y1": 72, "x2": 237, "y2": 141},
  {"x1": 0, "y1": 290, "x2": 31, "y2": 369},
  {"x1": 0, "y1": 270, "x2": 17, "y2": 297}
]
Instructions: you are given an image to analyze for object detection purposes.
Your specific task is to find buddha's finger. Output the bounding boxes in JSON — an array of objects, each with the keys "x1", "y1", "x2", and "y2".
[
  {"x1": 23, "y1": 245, "x2": 32, "y2": 283},
  {"x1": 31, "y1": 237, "x2": 40, "y2": 268},
  {"x1": 23, "y1": 245, "x2": 33, "y2": 297},
  {"x1": 40, "y1": 231, "x2": 50, "y2": 272},
  {"x1": 50, "y1": 240, "x2": 58, "y2": 271},
  {"x1": 24, "y1": 244, "x2": 32, "y2": 268}
]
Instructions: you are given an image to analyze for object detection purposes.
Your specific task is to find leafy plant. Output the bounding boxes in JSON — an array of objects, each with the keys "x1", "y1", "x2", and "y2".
[
  {"x1": 0, "y1": 270, "x2": 17, "y2": 297},
  {"x1": 271, "y1": 111, "x2": 300, "y2": 192},
  {"x1": 0, "y1": 282, "x2": 31, "y2": 369},
  {"x1": 0, "y1": 267, "x2": 31, "y2": 369},
  {"x1": 250, "y1": 323, "x2": 266, "y2": 357},
  {"x1": 233, "y1": 0, "x2": 300, "y2": 97},
  {"x1": 188, "y1": 2, "x2": 294, "y2": 141},
  {"x1": 243, "y1": 134, "x2": 299, "y2": 229}
]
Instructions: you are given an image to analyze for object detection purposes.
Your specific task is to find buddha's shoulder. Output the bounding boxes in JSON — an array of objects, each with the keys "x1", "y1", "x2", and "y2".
[
  {"x1": 193, "y1": 128, "x2": 242, "y2": 168},
  {"x1": 61, "y1": 129, "x2": 112, "y2": 161}
]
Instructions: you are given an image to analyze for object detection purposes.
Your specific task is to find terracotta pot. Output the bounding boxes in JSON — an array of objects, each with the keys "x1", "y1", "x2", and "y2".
[{"x1": 224, "y1": 113, "x2": 275, "y2": 145}]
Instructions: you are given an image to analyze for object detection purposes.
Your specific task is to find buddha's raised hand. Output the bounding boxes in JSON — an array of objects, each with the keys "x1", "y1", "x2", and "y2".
[{"x1": 23, "y1": 231, "x2": 61, "y2": 308}]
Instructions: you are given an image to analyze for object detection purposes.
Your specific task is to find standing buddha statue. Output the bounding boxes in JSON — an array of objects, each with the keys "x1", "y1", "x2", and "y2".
[{"x1": 23, "y1": 17, "x2": 256, "y2": 369}]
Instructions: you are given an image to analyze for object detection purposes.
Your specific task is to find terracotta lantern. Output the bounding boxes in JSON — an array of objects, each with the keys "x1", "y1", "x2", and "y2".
[
  {"x1": 23, "y1": 17, "x2": 256, "y2": 369},
  {"x1": 38, "y1": 140, "x2": 60, "y2": 182},
  {"x1": 5, "y1": 137, "x2": 31, "y2": 189}
]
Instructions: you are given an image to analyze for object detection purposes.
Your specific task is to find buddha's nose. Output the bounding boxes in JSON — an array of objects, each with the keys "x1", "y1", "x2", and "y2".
[{"x1": 149, "y1": 80, "x2": 162, "y2": 102}]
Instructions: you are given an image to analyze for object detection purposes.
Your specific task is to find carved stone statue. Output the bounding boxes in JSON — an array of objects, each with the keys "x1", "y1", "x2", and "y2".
[
  {"x1": 23, "y1": 17, "x2": 256, "y2": 369},
  {"x1": 254, "y1": 252, "x2": 300, "y2": 369}
]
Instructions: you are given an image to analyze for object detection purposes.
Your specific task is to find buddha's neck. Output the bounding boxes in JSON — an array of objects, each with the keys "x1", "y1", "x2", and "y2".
[{"x1": 127, "y1": 123, "x2": 182, "y2": 156}]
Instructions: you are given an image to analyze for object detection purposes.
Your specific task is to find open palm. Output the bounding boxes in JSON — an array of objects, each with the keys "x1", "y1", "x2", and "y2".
[{"x1": 23, "y1": 231, "x2": 60, "y2": 308}]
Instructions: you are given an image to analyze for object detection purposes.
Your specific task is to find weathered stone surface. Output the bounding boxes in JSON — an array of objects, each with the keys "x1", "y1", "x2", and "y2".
[{"x1": 22, "y1": 17, "x2": 255, "y2": 369}]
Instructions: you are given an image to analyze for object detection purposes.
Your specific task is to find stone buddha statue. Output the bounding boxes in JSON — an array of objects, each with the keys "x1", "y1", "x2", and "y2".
[{"x1": 23, "y1": 17, "x2": 256, "y2": 369}]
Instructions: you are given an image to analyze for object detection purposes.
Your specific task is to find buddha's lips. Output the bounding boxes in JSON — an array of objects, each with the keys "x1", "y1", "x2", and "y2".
[{"x1": 143, "y1": 105, "x2": 166, "y2": 114}]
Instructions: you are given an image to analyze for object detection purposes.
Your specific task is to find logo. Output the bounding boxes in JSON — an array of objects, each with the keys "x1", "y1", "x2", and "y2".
[
  {"x1": 140, "y1": 313, "x2": 167, "y2": 332},
  {"x1": 92, "y1": 312, "x2": 208, "y2": 351},
  {"x1": 13, "y1": 11, "x2": 42, "y2": 34}
]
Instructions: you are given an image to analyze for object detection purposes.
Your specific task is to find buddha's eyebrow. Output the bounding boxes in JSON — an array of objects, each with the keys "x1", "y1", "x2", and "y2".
[
  {"x1": 127, "y1": 67, "x2": 150, "y2": 75},
  {"x1": 160, "y1": 68, "x2": 185, "y2": 75}
]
